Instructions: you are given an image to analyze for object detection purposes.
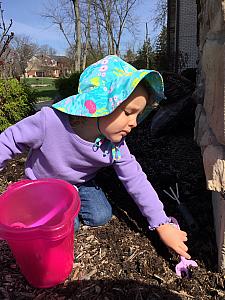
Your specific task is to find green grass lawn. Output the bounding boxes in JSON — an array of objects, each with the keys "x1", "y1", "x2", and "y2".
[{"x1": 21, "y1": 77, "x2": 59, "y2": 102}]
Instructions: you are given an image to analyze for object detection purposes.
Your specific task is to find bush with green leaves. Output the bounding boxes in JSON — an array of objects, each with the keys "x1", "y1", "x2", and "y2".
[
  {"x1": 0, "y1": 79, "x2": 37, "y2": 132},
  {"x1": 55, "y1": 72, "x2": 81, "y2": 101}
]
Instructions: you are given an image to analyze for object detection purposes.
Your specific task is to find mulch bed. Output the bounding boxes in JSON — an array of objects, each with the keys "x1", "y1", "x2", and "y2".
[{"x1": 0, "y1": 115, "x2": 225, "y2": 300}]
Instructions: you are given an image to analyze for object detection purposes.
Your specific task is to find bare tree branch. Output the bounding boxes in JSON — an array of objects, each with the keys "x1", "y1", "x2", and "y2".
[
  {"x1": 113, "y1": 0, "x2": 137, "y2": 55},
  {"x1": 11, "y1": 35, "x2": 39, "y2": 76},
  {"x1": 41, "y1": 0, "x2": 73, "y2": 48},
  {"x1": 0, "y1": 2, "x2": 14, "y2": 54},
  {"x1": 41, "y1": 0, "x2": 140, "y2": 67},
  {"x1": 152, "y1": 0, "x2": 167, "y2": 30}
]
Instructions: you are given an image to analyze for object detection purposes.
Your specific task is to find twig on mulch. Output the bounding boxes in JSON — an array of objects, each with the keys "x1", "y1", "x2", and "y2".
[{"x1": 168, "y1": 289, "x2": 195, "y2": 299}]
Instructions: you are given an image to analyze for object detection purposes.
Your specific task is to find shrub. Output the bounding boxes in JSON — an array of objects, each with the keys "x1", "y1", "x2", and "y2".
[
  {"x1": 0, "y1": 79, "x2": 37, "y2": 132},
  {"x1": 55, "y1": 72, "x2": 81, "y2": 101}
]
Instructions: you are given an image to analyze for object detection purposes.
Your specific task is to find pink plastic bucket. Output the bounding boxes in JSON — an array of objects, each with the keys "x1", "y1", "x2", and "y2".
[{"x1": 0, "y1": 178, "x2": 80, "y2": 288}]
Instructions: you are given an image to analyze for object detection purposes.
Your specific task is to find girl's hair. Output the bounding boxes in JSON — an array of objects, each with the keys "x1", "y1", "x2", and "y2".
[
  {"x1": 69, "y1": 115, "x2": 88, "y2": 125},
  {"x1": 139, "y1": 80, "x2": 155, "y2": 105}
]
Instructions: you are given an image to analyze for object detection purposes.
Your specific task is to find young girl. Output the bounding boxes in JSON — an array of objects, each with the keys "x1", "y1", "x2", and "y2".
[{"x1": 0, "y1": 55, "x2": 190, "y2": 259}]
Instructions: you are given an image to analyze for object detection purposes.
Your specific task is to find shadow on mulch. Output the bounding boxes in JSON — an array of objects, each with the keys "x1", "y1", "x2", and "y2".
[
  {"x1": 54, "y1": 279, "x2": 184, "y2": 300},
  {"x1": 0, "y1": 274, "x2": 183, "y2": 300},
  {"x1": 97, "y1": 170, "x2": 216, "y2": 272}
]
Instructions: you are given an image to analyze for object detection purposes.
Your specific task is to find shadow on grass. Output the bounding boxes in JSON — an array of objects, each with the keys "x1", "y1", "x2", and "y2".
[{"x1": 36, "y1": 89, "x2": 59, "y2": 100}]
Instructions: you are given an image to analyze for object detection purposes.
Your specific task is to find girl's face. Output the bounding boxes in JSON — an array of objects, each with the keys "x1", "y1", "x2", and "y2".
[{"x1": 99, "y1": 85, "x2": 149, "y2": 143}]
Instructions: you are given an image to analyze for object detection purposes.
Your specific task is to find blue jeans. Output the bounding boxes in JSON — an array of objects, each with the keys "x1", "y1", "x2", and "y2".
[{"x1": 74, "y1": 179, "x2": 112, "y2": 231}]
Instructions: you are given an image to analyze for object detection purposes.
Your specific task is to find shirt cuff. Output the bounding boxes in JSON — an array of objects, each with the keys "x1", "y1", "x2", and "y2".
[{"x1": 148, "y1": 212, "x2": 171, "y2": 230}]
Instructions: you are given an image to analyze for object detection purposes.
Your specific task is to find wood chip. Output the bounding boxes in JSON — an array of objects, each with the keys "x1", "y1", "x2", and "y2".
[
  {"x1": 34, "y1": 292, "x2": 46, "y2": 300},
  {"x1": 153, "y1": 273, "x2": 165, "y2": 283},
  {"x1": 80, "y1": 268, "x2": 97, "y2": 280},
  {"x1": 86, "y1": 234, "x2": 95, "y2": 241}
]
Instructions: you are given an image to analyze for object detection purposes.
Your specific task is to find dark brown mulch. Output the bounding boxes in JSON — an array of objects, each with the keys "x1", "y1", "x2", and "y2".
[{"x1": 0, "y1": 116, "x2": 224, "y2": 300}]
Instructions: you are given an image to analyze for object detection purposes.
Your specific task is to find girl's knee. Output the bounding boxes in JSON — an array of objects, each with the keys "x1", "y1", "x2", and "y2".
[{"x1": 86, "y1": 208, "x2": 112, "y2": 227}]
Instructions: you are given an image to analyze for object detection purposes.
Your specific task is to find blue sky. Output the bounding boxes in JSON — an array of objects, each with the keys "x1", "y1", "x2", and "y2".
[{"x1": 5, "y1": 0, "x2": 159, "y2": 55}]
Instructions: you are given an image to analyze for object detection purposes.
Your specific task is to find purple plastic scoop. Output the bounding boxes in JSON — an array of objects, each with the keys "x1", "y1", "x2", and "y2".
[
  {"x1": 175, "y1": 256, "x2": 198, "y2": 278},
  {"x1": 170, "y1": 217, "x2": 198, "y2": 278}
]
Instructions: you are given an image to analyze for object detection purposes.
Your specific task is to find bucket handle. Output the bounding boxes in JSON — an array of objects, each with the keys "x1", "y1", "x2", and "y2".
[{"x1": 6, "y1": 179, "x2": 32, "y2": 191}]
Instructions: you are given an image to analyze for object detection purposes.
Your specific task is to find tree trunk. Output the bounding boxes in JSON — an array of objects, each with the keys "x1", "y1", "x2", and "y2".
[
  {"x1": 93, "y1": 0, "x2": 103, "y2": 56},
  {"x1": 99, "y1": 0, "x2": 115, "y2": 54},
  {"x1": 114, "y1": 0, "x2": 137, "y2": 56},
  {"x1": 82, "y1": 0, "x2": 91, "y2": 70},
  {"x1": 72, "y1": 0, "x2": 81, "y2": 72}
]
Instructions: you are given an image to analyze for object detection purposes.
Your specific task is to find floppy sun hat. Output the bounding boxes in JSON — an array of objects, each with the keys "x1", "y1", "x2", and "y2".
[
  {"x1": 52, "y1": 55, "x2": 165, "y2": 120},
  {"x1": 52, "y1": 55, "x2": 165, "y2": 161}
]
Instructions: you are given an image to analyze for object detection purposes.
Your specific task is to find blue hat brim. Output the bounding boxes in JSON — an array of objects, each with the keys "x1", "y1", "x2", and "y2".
[{"x1": 52, "y1": 70, "x2": 165, "y2": 118}]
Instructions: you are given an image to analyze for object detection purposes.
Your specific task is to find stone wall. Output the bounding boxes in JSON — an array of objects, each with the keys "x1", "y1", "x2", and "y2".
[{"x1": 194, "y1": 0, "x2": 225, "y2": 269}]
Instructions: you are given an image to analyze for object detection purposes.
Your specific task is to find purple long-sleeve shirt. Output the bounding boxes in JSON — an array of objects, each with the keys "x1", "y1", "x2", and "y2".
[{"x1": 0, "y1": 107, "x2": 170, "y2": 229}]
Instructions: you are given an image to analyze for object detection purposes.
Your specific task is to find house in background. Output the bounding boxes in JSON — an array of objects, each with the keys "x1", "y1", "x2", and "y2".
[
  {"x1": 167, "y1": 0, "x2": 198, "y2": 72},
  {"x1": 25, "y1": 55, "x2": 72, "y2": 78}
]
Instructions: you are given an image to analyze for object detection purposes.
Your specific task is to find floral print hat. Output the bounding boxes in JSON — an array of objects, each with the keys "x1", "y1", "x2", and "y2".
[{"x1": 52, "y1": 55, "x2": 165, "y2": 121}]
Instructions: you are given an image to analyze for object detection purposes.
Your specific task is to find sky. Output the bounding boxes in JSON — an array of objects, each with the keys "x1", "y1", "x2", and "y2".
[{"x1": 5, "y1": 0, "x2": 159, "y2": 56}]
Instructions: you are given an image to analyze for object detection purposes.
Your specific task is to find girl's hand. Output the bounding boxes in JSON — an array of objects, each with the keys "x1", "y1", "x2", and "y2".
[{"x1": 156, "y1": 223, "x2": 191, "y2": 259}]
